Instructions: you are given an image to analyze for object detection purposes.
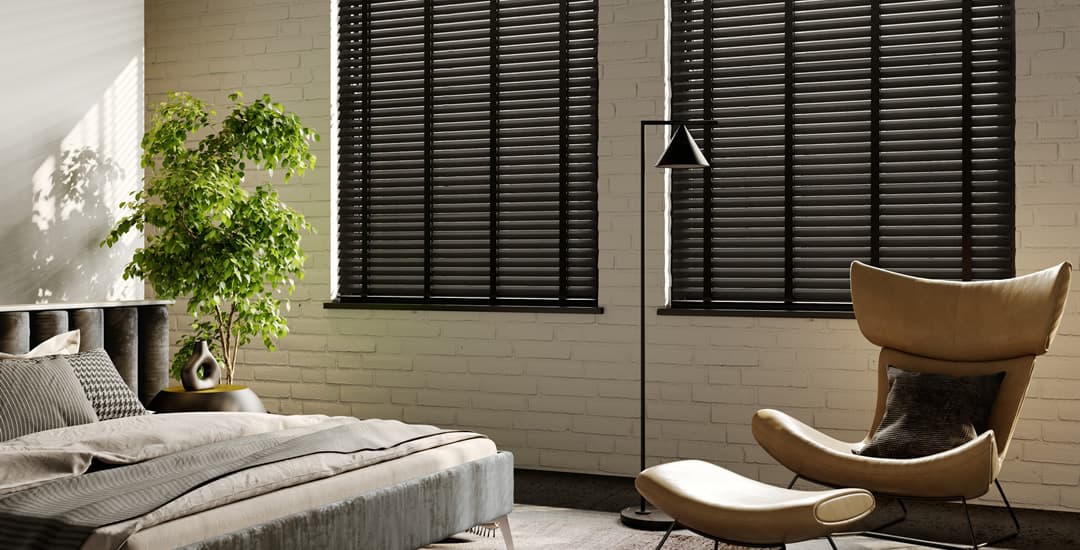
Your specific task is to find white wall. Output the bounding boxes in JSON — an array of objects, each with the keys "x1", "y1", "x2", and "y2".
[
  {"x1": 0, "y1": 0, "x2": 144, "y2": 304},
  {"x1": 146, "y1": 0, "x2": 1080, "y2": 511}
]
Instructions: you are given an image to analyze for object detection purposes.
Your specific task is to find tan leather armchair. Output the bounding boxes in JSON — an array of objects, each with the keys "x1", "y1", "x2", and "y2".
[{"x1": 753, "y1": 262, "x2": 1070, "y2": 545}]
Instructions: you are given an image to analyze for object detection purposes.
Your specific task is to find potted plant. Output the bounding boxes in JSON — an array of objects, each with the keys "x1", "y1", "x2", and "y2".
[{"x1": 104, "y1": 91, "x2": 317, "y2": 396}]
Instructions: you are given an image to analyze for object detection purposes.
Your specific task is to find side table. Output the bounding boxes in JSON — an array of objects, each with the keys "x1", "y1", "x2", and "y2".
[{"x1": 148, "y1": 384, "x2": 267, "y2": 413}]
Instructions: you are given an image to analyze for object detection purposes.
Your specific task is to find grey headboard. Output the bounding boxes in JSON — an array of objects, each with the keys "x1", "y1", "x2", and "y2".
[{"x1": 0, "y1": 301, "x2": 172, "y2": 405}]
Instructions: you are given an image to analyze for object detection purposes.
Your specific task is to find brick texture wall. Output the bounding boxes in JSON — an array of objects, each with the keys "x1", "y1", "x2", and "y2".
[{"x1": 146, "y1": 0, "x2": 1080, "y2": 510}]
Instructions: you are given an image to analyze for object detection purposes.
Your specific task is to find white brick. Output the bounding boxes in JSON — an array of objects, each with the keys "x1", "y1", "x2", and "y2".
[
  {"x1": 1026, "y1": 442, "x2": 1080, "y2": 464},
  {"x1": 528, "y1": 396, "x2": 588, "y2": 414},
  {"x1": 340, "y1": 386, "x2": 390, "y2": 403},
  {"x1": 514, "y1": 413, "x2": 573, "y2": 432},
  {"x1": 538, "y1": 450, "x2": 598, "y2": 472}
]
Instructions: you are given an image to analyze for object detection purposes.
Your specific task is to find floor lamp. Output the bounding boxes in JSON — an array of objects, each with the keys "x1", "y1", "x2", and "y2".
[{"x1": 620, "y1": 119, "x2": 716, "y2": 530}]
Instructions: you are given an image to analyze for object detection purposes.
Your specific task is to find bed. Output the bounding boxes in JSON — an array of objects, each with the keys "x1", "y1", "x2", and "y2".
[{"x1": 0, "y1": 301, "x2": 514, "y2": 550}]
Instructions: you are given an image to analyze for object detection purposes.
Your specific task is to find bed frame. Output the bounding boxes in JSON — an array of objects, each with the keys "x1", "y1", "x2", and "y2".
[
  {"x1": 0, "y1": 301, "x2": 514, "y2": 550},
  {"x1": 0, "y1": 301, "x2": 171, "y2": 404}
]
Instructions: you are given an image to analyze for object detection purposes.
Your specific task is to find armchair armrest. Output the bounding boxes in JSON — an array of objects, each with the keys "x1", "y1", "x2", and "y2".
[{"x1": 752, "y1": 409, "x2": 1000, "y2": 499}]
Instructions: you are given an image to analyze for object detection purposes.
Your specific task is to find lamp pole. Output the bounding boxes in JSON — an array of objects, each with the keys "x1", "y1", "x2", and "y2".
[{"x1": 620, "y1": 119, "x2": 717, "y2": 530}]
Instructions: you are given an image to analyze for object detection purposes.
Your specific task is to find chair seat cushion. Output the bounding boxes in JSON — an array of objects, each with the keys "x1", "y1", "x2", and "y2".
[{"x1": 635, "y1": 460, "x2": 874, "y2": 545}]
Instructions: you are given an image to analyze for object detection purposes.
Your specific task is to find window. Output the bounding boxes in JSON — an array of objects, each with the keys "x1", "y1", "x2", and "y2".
[
  {"x1": 667, "y1": 0, "x2": 1015, "y2": 314},
  {"x1": 335, "y1": 0, "x2": 600, "y2": 311}
]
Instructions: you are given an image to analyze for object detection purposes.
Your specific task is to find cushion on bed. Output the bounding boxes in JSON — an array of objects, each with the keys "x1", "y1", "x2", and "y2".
[
  {"x1": 65, "y1": 349, "x2": 149, "y2": 420},
  {"x1": 0, "y1": 355, "x2": 98, "y2": 440},
  {"x1": 0, "y1": 329, "x2": 80, "y2": 359}
]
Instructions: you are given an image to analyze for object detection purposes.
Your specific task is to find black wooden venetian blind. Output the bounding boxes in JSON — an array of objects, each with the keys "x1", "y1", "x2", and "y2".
[
  {"x1": 669, "y1": 0, "x2": 1015, "y2": 313},
  {"x1": 336, "y1": 0, "x2": 599, "y2": 309}
]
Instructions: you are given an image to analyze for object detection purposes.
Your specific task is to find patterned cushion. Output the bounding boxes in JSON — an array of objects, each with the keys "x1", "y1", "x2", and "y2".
[
  {"x1": 858, "y1": 366, "x2": 1004, "y2": 459},
  {"x1": 65, "y1": 349, "x2": 149, "y2": 420},
  {"x1": 0, "y1": 356, "x2": 98, "y2": 441}
]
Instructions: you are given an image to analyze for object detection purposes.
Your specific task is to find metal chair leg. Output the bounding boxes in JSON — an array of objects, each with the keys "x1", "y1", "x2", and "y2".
[
  {"x1": 712, "y1": 540, "x2": 718, "y2": 550},
  {"x1": 962, "y1": 497, "x2": 978, "y2": 549},
  {"x1": 826, "y1": 535, "x2": 838, "y2": 550},
  {"x1": 786, "y1": 474, "x2": 799, "y2": 489},
  {"x1": 654, "y1": 521, "x2": 676, "y2": 550},
  {"x1": 996, "y1": 479, "x2": 1022, "y2": 533},
  {"x1": 858, "y1": 483, "x2": 1021, "y2": 550}
]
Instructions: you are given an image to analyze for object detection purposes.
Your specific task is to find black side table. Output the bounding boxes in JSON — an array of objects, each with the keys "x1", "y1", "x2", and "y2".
[{"x1": 148, "y1": 384, "x2": 267, "y2": 413}]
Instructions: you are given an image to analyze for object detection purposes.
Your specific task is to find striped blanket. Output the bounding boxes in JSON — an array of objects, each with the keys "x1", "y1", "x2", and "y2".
[{"x1": 0, "y1": 414, "x2": 480, "y2": 550}]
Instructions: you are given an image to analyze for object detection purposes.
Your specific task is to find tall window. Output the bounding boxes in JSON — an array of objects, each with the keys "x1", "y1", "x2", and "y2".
[
  {"x1": 336, "y1": 0, "x2": 600, "y2": 310},
  {"x1": 668, "y1": 0, "x2": 1015, "y2": 314}
]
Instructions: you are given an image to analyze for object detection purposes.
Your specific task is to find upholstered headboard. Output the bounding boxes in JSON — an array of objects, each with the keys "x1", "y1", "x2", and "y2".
[{"x1": 0, "y1": 301, "x2": 172, "y2": 405}]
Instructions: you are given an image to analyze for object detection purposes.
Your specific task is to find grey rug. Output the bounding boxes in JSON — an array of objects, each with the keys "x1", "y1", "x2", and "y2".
[
  {"x1": 425, "y1": 505, "x2": 771, "y2": 550},
  {"x1": 423, "y1": 504, "x2": 1042, "y2": 550}
]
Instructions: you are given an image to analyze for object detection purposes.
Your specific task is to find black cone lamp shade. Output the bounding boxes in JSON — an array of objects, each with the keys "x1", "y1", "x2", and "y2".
[{"x1": 654, "y1": 125, "x2": 709, "y2": 169}]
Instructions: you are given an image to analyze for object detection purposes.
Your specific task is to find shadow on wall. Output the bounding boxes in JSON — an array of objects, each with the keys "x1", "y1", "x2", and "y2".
[
  {"x1": 0, "y1": 0, "x2": 144, "y2": 304},
  {"x1": 30, "y1": 148, "x2": 126, "y2": 303}
]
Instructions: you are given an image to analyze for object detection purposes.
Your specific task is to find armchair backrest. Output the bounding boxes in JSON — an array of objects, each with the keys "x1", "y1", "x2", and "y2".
[{"x1": 850, "y1": 262, "x2": 1071, "y2": 457}]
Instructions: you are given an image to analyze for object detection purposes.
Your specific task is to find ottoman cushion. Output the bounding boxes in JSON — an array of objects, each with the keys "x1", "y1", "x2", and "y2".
[{"x1": 636, "y1": 460, "x2": 875, "y2": 545}]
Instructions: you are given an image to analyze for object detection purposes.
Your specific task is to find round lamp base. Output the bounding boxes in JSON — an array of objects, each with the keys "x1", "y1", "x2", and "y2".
[{"x1": 620, "y1": 505, "x2": 674, "y2": 531}]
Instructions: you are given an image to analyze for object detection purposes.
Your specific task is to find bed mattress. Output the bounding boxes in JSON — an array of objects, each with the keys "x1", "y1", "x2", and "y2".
[{"x1": 120, "y1": 437, "x2": 496, "y2": 549}]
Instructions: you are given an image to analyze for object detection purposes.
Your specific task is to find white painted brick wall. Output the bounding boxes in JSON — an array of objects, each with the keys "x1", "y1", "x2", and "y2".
[{"x1": 145, "y1": 0, "x2": 1080, "y2": 511}]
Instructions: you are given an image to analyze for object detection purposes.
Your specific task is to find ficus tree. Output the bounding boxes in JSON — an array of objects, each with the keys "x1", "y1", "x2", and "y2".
[{"x1": 104, "y1": 91, "x2": 318, "y2": 385}]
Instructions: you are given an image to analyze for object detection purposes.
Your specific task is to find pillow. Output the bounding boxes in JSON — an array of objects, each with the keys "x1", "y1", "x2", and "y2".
[
  {"x1": 0, "y1": 329, "x2": 80, "y2": 358},
  {"x1": 858, "y1": 366, "x2": 1005, "y2": 459},
  {"x1": 0, "y1": 356, "x2": 98, "y2": 441},
  {"x1": 65, "y1": 349, "x2": 149, "y2": 420}
]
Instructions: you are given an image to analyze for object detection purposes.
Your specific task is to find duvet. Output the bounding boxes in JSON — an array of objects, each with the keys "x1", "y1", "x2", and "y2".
[{"x1": 0, "y1": 413, "x2": 482, "y2": 550}]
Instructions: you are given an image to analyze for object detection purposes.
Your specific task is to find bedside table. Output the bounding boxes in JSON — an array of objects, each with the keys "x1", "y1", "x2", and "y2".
[{"x1": 148, "y1": 384, "x2": 267, "y2": 413}]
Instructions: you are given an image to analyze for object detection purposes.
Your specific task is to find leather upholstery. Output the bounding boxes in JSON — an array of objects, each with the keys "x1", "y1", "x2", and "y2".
[
  {"x1": 753, "y1": 408, "x2": 999, "y2": 499},
  {"x1": 755, "y1": 262, "x2": 1071, "y2": 499},
  {"x1": 636, "y1": 460, "x2": 874, "y2": 545},
  {"x1": 850, "y1": 261, "x2": 1070, "y2": 362}
]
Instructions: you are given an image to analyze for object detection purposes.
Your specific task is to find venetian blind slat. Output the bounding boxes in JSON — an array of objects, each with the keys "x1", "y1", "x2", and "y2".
[{"x1": 669, "y1": 0, "x2": 1014, "y2": 311}]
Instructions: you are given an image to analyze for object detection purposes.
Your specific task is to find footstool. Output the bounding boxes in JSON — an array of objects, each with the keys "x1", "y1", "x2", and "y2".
[{"x1": 636, "y1": 460, "x2": 875, "y2": 549}]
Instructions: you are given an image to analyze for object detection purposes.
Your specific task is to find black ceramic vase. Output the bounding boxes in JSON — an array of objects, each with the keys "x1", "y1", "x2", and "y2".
[{"x1": 181, "y1": 340, "x2": 222, "y2": 391}]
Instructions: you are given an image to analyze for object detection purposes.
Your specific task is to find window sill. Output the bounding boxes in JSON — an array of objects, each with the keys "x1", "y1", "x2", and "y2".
[
  {"x1": 324, "y1": 301, "x2": 603, "y2": 315},
  {"x1": 657, "y1": 306, "x2": 855, "y2": 320}
]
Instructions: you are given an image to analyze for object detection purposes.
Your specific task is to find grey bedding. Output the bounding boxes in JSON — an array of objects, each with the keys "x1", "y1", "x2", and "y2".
[{"x1": 0, "y1": 413, "x2": 485, "y2": 550}]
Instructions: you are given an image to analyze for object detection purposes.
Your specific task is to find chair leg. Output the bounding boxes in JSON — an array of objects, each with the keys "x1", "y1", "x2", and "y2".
[
  {"x1": 786, "y1": 474, "x2": 799, "y2": 489},
  {"x1": 961, "y1": 497, "x2": 978, "y2": 549},
  {"x1": 654, "y1": 521, "x2": 676, "y2": 550},
  {"x1": 996, "y1": 479, "x2": 1022, "y2": 534},
  {"x1": 858, "y1": 483, "x2": 1021, "y2": 550},
  {"x1": 826, "y1": 535, "x2": 838, "y2": 550},
  {"x1": 497, "y1": 514, "x2": 514, "y2": 550},
  {"x1": 712, "y1": 540, "x2": 718, "y2": 550}
]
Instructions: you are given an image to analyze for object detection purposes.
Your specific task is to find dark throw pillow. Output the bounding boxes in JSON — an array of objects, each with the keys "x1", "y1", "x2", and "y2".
[
  {"x1": 0, "y1": 356, "x2": 99, "y2": 441},
  {"x1": 65, "y1": 349, "x2": 149, "y2": 421},
  {"x1": 858, "y1": 366, "x2": 1005, "y2": 459}
]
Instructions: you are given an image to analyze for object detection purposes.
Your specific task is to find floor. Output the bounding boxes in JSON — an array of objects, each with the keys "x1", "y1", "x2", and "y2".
[{"x1": 497, "y1": 469, "x2": 1080, "y2": 549}]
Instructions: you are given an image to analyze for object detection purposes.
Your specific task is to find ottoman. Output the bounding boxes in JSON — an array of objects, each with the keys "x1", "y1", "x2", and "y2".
[{"x1": 636, "y1": 460, "x2": 875, "y2": 549}]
